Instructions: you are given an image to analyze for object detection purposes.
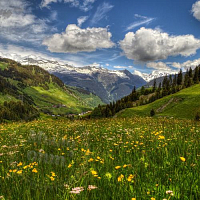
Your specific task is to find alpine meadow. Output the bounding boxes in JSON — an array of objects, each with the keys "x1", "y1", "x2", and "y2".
[{"x1": 0, "y1": 0, "x2": 200, "y2": 200}]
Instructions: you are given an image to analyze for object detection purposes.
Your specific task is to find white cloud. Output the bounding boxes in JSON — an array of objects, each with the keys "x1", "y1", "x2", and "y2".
[
  {"x1": 119, "y1": 27, "x2": 200, "y2": 62},
  {"x1": 0, "y1": 44, "x2": 87, "y2": 67},
  {"x1": 172, "y1": 58, "x2": 200, "y2": 70},
  {"x1": 91, "y1": 2, "x2": 114, "y2": 25},
  {"x1": 113, "y1": 66, "x2": 127, "y2": 69},
  {"x1": 125, "y1": 14, "x2": 155, "y2": 31},
  {"x1": 192, "y1": 1, "x2": 200, "y2": 21},
  {"x1": 77, "y1": 16, "x2": 89, "y2": 27},
  {"x1": 40, "y1": 0, "x2": 95, "y2": 11},
  {"x1": 113, "y1": 65, "x2": 133, "y2": 69},
  {"x1": 89, "y1": 62, "x2": 103, "y2": 67},
  {"x1": 0, "y1": 0, "x2": 54, "y2": 44},
  {"x1": 147, "y1": 62, "x2": 171, "y2": 71},
  {"x1": 42, "y1": 24, "x2": 115, "y2": 53}
]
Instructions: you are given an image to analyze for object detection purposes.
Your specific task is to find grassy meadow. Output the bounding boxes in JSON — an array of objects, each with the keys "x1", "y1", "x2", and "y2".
[
  {"x1": 118, "y1": 84, "x2": 200, "y2": 120},
  {"x1": 0, "y1": 117, "x2": 199, "y2": 199}
]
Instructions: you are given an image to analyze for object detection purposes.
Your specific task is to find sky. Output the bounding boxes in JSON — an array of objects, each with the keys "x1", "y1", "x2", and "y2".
[{"x1": 1, "y1": 0, "x2": 200, "y2": 75}]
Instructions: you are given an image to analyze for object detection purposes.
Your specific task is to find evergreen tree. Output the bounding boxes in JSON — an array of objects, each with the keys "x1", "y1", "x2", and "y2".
[
  {"x1": 177, "y1": 69, "x2": 183, "y2": 85},
  {"x1": 193, "y1": 67, "x2": 199, "y2": 84}
]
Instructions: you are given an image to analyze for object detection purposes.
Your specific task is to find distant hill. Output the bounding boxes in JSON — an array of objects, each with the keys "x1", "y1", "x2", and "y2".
[
  {"x1": 117, "y1": 84, "x2": 200, "y2": 120},
  {"x1": 0, "y1": 58, "x2": 103, "y2": 117}
]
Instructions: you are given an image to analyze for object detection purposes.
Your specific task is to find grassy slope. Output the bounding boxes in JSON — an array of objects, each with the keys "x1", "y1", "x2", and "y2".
[
  {"x1": 23, "y1": 83, "x2": 91, "y2": 114},
  {"x1": 0, "y1": 59, "x2": 103, "y2": 115},
  {"x1": 118, "y1": 84, "x2": 200, "y2": 119}
]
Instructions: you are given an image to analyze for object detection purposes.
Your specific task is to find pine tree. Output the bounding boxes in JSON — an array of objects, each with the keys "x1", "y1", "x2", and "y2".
[
  {"x1": 193, "y1": 67, "x2": 199, "y2": 84},
  {"x1": 177, "y1": 69, "x2": 183, "y2": 85}
]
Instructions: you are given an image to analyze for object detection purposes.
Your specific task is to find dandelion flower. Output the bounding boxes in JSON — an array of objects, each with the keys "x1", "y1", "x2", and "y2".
[
  {"x1": 32, "y1": 168, "x2": 38, "y2": 173},
  {"x1": 118, "y1": 174, "x2": 124, "y2": 182},
  {"x1": 180, "y1": 157, "x2": 186, "y2": 162},
  {"x1": 115, "y1": 166, "x2": 121, "y2": 170}
]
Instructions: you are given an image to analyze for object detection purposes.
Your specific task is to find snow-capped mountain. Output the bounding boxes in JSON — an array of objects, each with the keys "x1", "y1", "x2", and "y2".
[
  {"x1": 0, "y1": 52, "x2": 147, "y2": 103},
  {"x1": 134, "y1": 70, "x2": 176, "y2": 82}
]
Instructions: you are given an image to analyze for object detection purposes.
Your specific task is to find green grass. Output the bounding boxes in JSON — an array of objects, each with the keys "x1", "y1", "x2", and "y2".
[
  {"x1": 0, "y1": 62, "x2": 8, "y2": 70},
  {"x1": 23, "y1": 83, "x2": 91, "y2": 114},
  {"x1": 0, "y1": 93, "x2": 17, "y2": 104},
  {"x1": 0, "y1": 117, "x2": 199, "y2": 199},
  {"x1": 118, "y1": 84, "x2": 200, "y2": 119}
]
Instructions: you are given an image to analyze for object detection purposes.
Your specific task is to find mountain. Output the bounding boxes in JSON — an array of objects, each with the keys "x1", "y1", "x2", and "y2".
[
  {"x1": 0, "y1": 52, "x2": 146, "y2": 103},
  {"x1": 117, "y1": 84, "x2": 200, "y2": 120},
  {"x1": 134, "y1": 70, "x2": 175, "y2": 82},
  {"x1": 0, "y1": 57, "x2": 103, "y2": 117}
]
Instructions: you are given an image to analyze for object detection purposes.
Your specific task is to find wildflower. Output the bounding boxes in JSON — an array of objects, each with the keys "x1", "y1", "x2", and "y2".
[
  {"x1": 123, "y1": 164, "x2": 128, "y2": 168},
  {"x1": 91, "y1": 170, "x2": 98, "y2": 175},
  {"x1": 180, "y1": 157, "x2": 186, "y2": 162},
  {"x1": 115, "y1": 166, "x2": 121, "y2": 170},
  {"x1": 158, "y1": 135, "x2": 165, "y2": 140},
  {"x1": 166, "y1": 190, "x2": 174, "y2": 196},
  {"x1": 50, "y1": 176, "x2": 55, "y2": 181},
  {"x1": 32, "y1": 168, "x2": 38, "y2": 173},
  {"x1": 151, "y1": 198, "x2": 155, "y2": 200},
  {"x1": 88, "y1": 185, "x2": 97, "y2": 190},
  {"x1": 17, "y1": 170, "x2": 22, "y2": 174},
  {"x1": 17, "y1": 162, "x2": 23, "y2": 167},
  {"x1": 127, "y1": 174, "x2": 134, "y2": 182},
  {"x1": 68, "y1": 164, "x2": 72, "y2": 168},
  {"x1": 13, "y1": 169, "x2": 17, "y2": 173},
  {"x1": 51, "y1": 172, "x2": 56, "y2": 177},
  {"x1": 70, "y1": 187, "x2": 84, "y2": 194},
  {"x1": 132, "y1": 198, "x2": 136, "y2": 200},
  {"x1": 88, "y1": 158, "x2": 94, "y2": 162},
  {"x1": 117, "y1": 174, "x2": 124, "y2": 182},
  {"x1": 58, "y1": 148, "x2": 61, "y2": 151},
  {"x1": 0, "y1": 161, "x2": 2, "y2": 163},
  {"x1": 105, "y1": 172, "x2": 112, "y2": 180}
]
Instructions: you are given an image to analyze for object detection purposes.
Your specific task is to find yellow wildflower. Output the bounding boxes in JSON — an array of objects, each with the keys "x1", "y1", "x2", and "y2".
[
  {"x1": 91, "y1": 170, "x2": 98, "y2": 175},
  {"x1": 88, "y1": 158, "x2": 94, "y2": 162},
  {"x1": 17, "y1": 170, "x2": 22, "y2": 174},
  {"x1": 17, "y1": 162, "x2": 23, "y2": 167},
  {"x1": 115, "y1": 166, "x2": 121, "y2": 170},
  {"x1": 180, "y1": 157, "x2": 186, "y2": 162},
  {"x1": 32, "y1": 168, "x2": 38, "y2": 173},
  {"x1": 117, "y1": 174, "x2": 124, "y2": 182},
  {"x1": 68, "y1": 164, "x2": 72, "y2": 168},
  {"x1": 50, "y1": 176, "x2": 55, "y2": 181}
]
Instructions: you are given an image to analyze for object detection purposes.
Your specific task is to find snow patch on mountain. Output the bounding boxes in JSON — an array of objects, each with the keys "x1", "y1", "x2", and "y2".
[{"x1": 133, "y1": 70, "x2": 177, "y2": 82}]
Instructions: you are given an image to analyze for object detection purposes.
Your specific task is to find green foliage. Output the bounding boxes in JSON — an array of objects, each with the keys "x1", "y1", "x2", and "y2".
[{"x1": 0, "y1": 101, "x2": 39, "y2": 122}]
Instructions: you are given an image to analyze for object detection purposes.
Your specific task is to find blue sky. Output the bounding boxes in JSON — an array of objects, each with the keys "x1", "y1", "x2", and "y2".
[{"x1": 1, "y1": 0, "x2": 200, "y2": 74}]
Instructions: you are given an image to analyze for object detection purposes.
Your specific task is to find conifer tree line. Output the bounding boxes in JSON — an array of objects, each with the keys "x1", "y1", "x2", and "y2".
[
  {"x1": 91, "y1": 65, "x2": 200, "y2": 118},
  {"x1": 0, "y1": 101, "x2": 39, "y2": 123}
]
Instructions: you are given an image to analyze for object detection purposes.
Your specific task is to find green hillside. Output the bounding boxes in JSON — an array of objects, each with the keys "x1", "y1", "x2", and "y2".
[
  {"x1": 0, "y1": 58, "x2": 103, "y2": 116},
  {"x1": 118, "y1": 84, "x2": 200, "y2": 119}
]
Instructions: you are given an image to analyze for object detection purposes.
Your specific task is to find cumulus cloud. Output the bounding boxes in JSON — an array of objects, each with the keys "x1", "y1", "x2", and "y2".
[
  {"x1": 147, "y1": 62, "x2": 171, "y2": 71},
  {"x1": 192, "y1": 1, "x2": 200, "y2": 21},
  {"x1": 91, "y1": 2, "x2": 114, "y2": 25},
  {"x1": 125, "y1": 14, "x2": 155, "y2": 31},
  {"x1": 42, "y1": 24, "x2": 115, "y2": 53},
  {"x1": 172, "y1": 58, "x2": 200, "y2": 70},
  {"x1": 77, "y1": 16, "x2": 89, "y2": 27},
  {"x1": 119, "y1": 27, "x2": 200, "y2": 62},
  {"x1": 40, "y1": 0, "x2": 95, "y2": 11},
  {"x1": 0, "y1": 0, "x2": 54, "y2": 44}
]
